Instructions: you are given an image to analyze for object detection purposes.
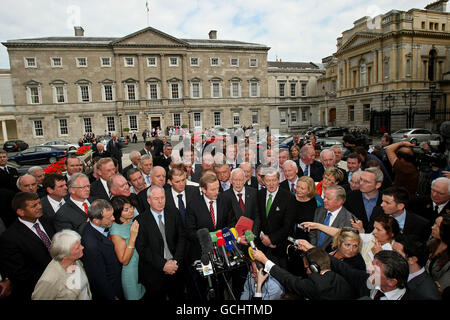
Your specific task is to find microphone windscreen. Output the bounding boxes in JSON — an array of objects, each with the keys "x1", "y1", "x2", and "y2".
[
  {"x1": 197, "y1": 228, "x2": 213, "y2": 253},
  {"x1": 244, "y1": 230, "x2": 255, "y2": 242},
  {"x1": 217, "y1": 237, "x2": 225, "y2": 247},
  {"x1": 235, "y1": 216, "x2": 254, "y2": 237},
  {"x1": 216, "y1": 230, "x2": 223, "y2": 238},
  {"x1": 230, "y1": 227, "x2": 238, "y2": 240},
  {"x1": 209, "y1": 232, "x2": 218, "y2": 243},
  {"x1": 201, "y1": 253, "x2": 210, "y2": 265}
]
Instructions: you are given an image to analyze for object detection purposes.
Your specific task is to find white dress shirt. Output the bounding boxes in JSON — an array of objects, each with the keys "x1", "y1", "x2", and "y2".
[
  {"x1": 47, "y1": 195, "x2": 65, "y2": 213},
  {"x1": 70, "y1": 196, "x2": 90, "y2": 212},
  {"x1": 204, "y1": 195, "x2": 217, "y2": 223},
  {"x1": 171, "y1": 188, "x2": 185, "y2": 210}
]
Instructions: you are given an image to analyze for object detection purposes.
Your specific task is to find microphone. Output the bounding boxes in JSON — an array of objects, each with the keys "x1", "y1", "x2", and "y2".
[
  {"x1": 235, "y1": 216, "x2": 254, "y2": 238},
  {"x1": 209, "y1": 231, "x2": 222, "y2": 266},
  {"x1": 245, "y1": 230, "x2": 265, "y2": 273},
  {"x1": 197, "y1": 228, "x2": 216, "y2": 299},
  {"x1": 223, "y1": 227, "x2": 245, "y2": 259},
  {"x1": 216, "y1": 234, "x2": 231, "y2": 268}
]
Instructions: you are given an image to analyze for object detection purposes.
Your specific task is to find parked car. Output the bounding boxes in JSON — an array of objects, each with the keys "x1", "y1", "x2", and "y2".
[
  {"x1": 3, "y1": 139, "x2": 29, "y2": 152},
  {"x1": 316, "y1": 127, "x2": 348, "y2": 137},
  {"x1": 8, "y1": 146, "x2": 67, "y2": 166},
  {"x1": 391, "y1": 128, "x2": 441, "y2": 145},
  {"x1": 306, "y1": 126, "x2": 327, "y2": 135},
  {"x1": 40, "y1": 140, "x2": 78, "y2": 151}
]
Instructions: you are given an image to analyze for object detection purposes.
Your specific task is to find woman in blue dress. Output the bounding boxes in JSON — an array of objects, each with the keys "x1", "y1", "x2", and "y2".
[{"x1": 110, "y1": 195, "x2": 146, "y2": 300}]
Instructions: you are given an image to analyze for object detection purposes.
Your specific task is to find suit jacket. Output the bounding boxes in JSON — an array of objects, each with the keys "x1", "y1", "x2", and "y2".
[
  {"x1": 221, "y1": 186, "x2": 260, "y2": 235},
  {"x1": 92, "y1": 150, "x2": 111, "y2": 159},
  {"x1": 106, "y1": 139, "x2": 122, "y2": 161},
  {"x1": 344, "y1": 190, "x2": 383, "y2": 232},
  {"x1": 154, "y1": 155, "x2": 171, "y2": 171},
  {"x1": 0, "y1": 166, "x2": 19, "y2": 192},
  {"x1": 407, "y1": 196, "x2": 450, "y2": 224},
  {"x1": 135, "y1": 208, "x2": 186, "y2": 294},
  {"x1": 280, "y1": 179, "x2": 297, "y2": 194},
  {"x1": 81, "y1": 223, "x2": 123, "y2": 300},
  {"x1": 0, "y1": 218, "x2": 54, "y2": 299},
  {"x1": 257, "y1": 188, "x2": 296, "y2": 263},
  {"x1": 309, "y1": 206, "x2": 354, "y2": 251},
  {"x1": 54, "y1": 198, "x2": 93, "y2": 233},
  {"x1": 40, "y1": 195, "x2": 57, "y2": 223},
  {"x1": 164, "y1": 185, "x2": 200, "y2": 226},
  {"x1": 0, "y1": 187, "x2": 17, "y2": 227},
  {"x1": 89, "y1": 179, "x2": 110, "y2": 201},
  {"x1": 185, "y1": 193, "x2": 234, "y2": 262},
  {"x1": 298, "y1": 160, "x2": 324, "y2": 182},
  {"x1": 139, "y1": 148, "x2": 154, "y2": 158},
  {"x1": 405, "y1": 271, "x2": 441, "y2": 300},
  {"x1": 122, "y1": 164, "x2": 137, "y2": 180},
  {"x1": 191, "y1": 164, "x2": 203, "y2": 183},
  {"x1": 402, "y1": 210, "x2": 431, "y2": 242},
  {"x1": 245, "y1": 176, "x2": 259, "y2": 189}
]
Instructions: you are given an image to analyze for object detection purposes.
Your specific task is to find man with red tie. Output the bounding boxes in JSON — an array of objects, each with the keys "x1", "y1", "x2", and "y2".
[
  {"x1": 0, "y1": 192, "x2": 55, "y2": 300},
  {"x1": 280, "y1": 160, "x2": 299, "y2": 195}
]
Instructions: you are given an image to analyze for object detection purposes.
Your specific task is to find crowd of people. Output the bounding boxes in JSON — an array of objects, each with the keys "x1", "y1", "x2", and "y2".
[{"x1": 0, "y1": 129, "x2": 449, "y2": 302}]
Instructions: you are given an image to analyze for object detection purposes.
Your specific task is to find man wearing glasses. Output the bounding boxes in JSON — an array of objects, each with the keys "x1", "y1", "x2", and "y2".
[{"x1": 54, "y1": 173, "x2": 94, "y2": 233}]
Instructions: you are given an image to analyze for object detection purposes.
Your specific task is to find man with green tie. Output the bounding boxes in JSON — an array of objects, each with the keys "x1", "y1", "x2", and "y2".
[{"x1": 257, "y1": 167, "x2": 296, "y2": 269}]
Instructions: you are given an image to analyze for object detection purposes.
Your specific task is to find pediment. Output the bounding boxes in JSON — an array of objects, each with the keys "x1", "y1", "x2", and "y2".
[
  {"x1": 112, "y1": 27, "x2": 187, "y2": 47},
  {"x1": 338, "y1": 32, "x2": 379, "y2": 54}
]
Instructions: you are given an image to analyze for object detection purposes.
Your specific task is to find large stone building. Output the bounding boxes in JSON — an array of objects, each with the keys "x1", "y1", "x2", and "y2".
[
  {"x1": 318, "y1": 0, "x2": 450, "y2": 133},
  {"x1": 267, "y1": 61, "x2": 325, "y2": 132},
  {"x1": 1, "y1": 26, "x2": 270, "y2": 144}
]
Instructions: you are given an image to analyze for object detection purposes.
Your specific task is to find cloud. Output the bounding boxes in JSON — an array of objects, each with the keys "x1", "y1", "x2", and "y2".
[{"x1": 0, "y1": 0, "x2": 433, "y2": 69}]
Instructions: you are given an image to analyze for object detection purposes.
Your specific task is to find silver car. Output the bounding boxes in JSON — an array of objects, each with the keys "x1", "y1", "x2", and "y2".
[
  {"x1": 391, "y1": 128, "x2": 440, "y2": 145},
  {"x1": 40, "y1": 140, "x2": 78, "y2": 151}
]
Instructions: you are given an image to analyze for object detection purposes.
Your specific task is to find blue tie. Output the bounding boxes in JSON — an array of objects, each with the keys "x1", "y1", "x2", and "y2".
[
  {"x1": 304, "y1": 165, "x2": 309, "y2": 176},
  {"x1": 317, "y1": 211, "x2": 332, "y2": 248},
  {"x1": 177, "y1": 194, "x2": 186, "y2": 223}
]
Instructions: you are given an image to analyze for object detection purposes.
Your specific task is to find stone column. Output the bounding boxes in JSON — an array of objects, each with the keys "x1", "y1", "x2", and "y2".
[
  {"x1": 160, "y1": 54, "x2": 167, "y2": 99},
  {"x1": 1, "y1": 120, "x2": 8, "y2": 142},
  {"x1": 137, "y1": 54, "x2": 146, "y2": 100},
  {"x1": 373, "y1": 50, "x2": 378, "y2": 84},
  {"x1": 114, "y1": 54, "x2": 123, "y2": 100}
]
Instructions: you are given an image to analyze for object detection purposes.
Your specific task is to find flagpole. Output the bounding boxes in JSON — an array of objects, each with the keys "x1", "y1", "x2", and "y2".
[{"x1": 146, "y1": 1, "x2": 149, "y2": 27}]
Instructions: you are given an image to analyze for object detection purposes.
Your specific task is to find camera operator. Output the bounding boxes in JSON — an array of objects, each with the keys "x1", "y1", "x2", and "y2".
[{"x1": 385, "y1": 141, "x2": 419, "y2": 197}]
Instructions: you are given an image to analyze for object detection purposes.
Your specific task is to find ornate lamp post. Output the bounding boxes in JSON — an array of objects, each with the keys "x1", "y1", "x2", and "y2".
[{"x1": 403, "y1": 89, "x2": 418, "y2": 128}]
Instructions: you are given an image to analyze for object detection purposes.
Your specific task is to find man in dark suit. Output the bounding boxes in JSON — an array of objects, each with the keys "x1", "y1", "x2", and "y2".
[
  {"x1": 64, "y1": 155, "x2": 84, "y2": 182},
  {"x1": 279, "y1": 160, "x2": 299, "y2": 195},
  {"x1": 354, "y1": 146, "x2": 393, "y2": 191},
  {"x1": 239, "y1": 162, "x2": 258, "y2": 189},
  {"x1": 344, "y1": 168, "x2": 384, "y2": 232},
  {"x1": 90, "y1": 157, "x2": 116, "y2": 201},
  {"x1": 27, "y1": 166, "x2": 46, "y2": 198},
  {"x1": 106, "y1": 133, "x2": 123, "y2": 173},
  {"x1": 91, "y1": 142, "x2": 110, "y2": 159},
  {"x1": 392, "y1": 234, "x2": 441, "y2": 300},
  {"x1": 154, "y1": 142, "x2": 173, "y2": 172},
  {"x1": 252, "y1": 247, "x2": 355, "y2": 300},
  {"x1": 40, "y1": 173, "x2": 68, "y2": 223},
  {"x1": 135, "y1": 186, "x2": 186, "y2": 301},
  {"x1": 0, "y1": 150, "x2": 19, "y2": 192},
  {"x1": 191, "y1": 153, "x2": 215, "y2": 183},
  {"x1": 0, "y1": 192, "x2": 55, "y2": 300},
  {"x1": 380, "y1": 186, "x2": 431, "y2": 242},
  {"x1": 319, "y1": 149, "x2": 348, "y2": 188},
  {"x1": 216, "y1": 163, "x2": 232, "y2": 192},
  {"x1": 152, "y1": 136, "x2": 164, "y2": 158},
  {"x1": 81, "y1": 199, "x2": 123, "y2": 300},
  {"x1": 298, "y1": 144, "x2": 324, "y2": 182},
  {"x1": 122, "y1": 151, "x2": 141, "y2": 181},
  {"x1": 257, "y1": 166, "x2": 296, "y2": 268},
  {"x1": 140, "y1": 140, "x2": 154, "y2": 157},
  {"x1": 309, "y1": 185, "x2": 354, "y2": 252},
  {"x1": 54, "y1": 173, "x2": 93, "y2": 233},
  {"x1": 407, "y1": 177, "x2": 450, "y2": 224}
]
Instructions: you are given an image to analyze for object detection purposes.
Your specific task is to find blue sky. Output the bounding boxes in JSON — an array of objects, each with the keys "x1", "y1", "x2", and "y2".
[{"x1": 0, "y1": 0, "x2": 435, "y2": 69}]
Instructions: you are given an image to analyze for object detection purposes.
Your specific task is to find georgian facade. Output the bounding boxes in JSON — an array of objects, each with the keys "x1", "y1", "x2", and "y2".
[
  {"x1": 1, "y1": 27, "x2": 270, "y2": 143},
  {"x1": 318, "y1": 0, "x2": 450, "y2": 132},
  {"x1": 267, "y1": 61, "x2": 324, "y2": 132}
]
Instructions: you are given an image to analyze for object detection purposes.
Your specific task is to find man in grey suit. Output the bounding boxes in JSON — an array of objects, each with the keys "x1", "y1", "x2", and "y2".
[{"x1": 309, "y1": 185, "x2": 354, "y2": 252}]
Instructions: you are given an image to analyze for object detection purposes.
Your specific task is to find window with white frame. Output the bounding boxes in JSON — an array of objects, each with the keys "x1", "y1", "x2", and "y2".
[
  {"x1": 83, "y1": 117, "x2": 92, "y2": 133},
  {"x1": 129, "y1": 115, "x2": 138, "y2": 131},
  {"x1": 231, "y1": 81, "x2": 241, "y2": 97},
  {"x1": 51, "y1": 57, "x2": 62, "y2": 67},
  {"x1": 190, "y1": 57, "x2": 199, "y2": 66},
  {"x1": 191, "y1": 82, "x2": 201, "y2": 98},
  {"x1": 250, "y1": 81, "x2": 259, "y2": 97},
  {"x1": 25, "y1": 57, "x2": 36, "y2": 68},
  {"x1": 252, "y1": 110, "x2": 258, "y2": 124},
  {"x1": 249, "y1": 58, "x2": 258, "y2": 67},
  {"x1": 211, "y1": 57, "x2": 219, "y2": 66},
  {"x1": 194, "y1": 112, "x2": 201, "y2": 128},
  {"x1": 103, "y1": 84, "x2": 114, "y2": 101},
  {"x1": 233, "y1": 112, "x2": 240, "y2": 126},
  {"x1": 230, "y1": 58, "x2": 239, "y2": 67},
  {"x1": 279, "y1": 82, "x2": 285, "y2": 97},
  {"x1": 211, "y1": 82, "x2": 221, "y2": 98},
  {"x1": 59, "y1": 119, "x2": 68, "y2": 135},
  {"x1": 291, "y1": 111, "x2": 297, "y2": 123},
  {"x1": 290, "y1": 83, "x2": 296, "y2": 97},
  {"x1": 33, "y1": 120, "x2": 43, "y2": 137},
  {"x1": 280, "y1": 111, "x2": 287, "y2": 124},
  {"x1": 106, "y1": 116, "x2": 116, "y2": 132},
  {"x1": 301, "y1": 83, "x2": 307, "y2": 96},
  {"x1": 170, "y1": 83, "x2": 180, "y2": 99},
  {"x1": 126, "y1": 84, "x2": 137, "y2": 100},
  {"x1": 213, "y1": 112, "x2": 221, "y2": 126},
  {"x1": 79, "y1": 85, "x2": 90, "y2": 102},
  {"x1": 124, "y1": 57, "x2": 134, "y2": 67},
  {"x1": 76, "y1": 57, "x2": 87, "y2": 67},
  {"x1": 54, "y1": 85, "x2": 65, "y2": 103},
  {"x1": 28, "y1": 86, "x2": 41, "y2": 104},
  {"x1": 148, "y1": 83, "x2": 159, "y2": 99},
  {"x1": 169, "y1": 57, "x2": 178, "y2": 67},
  {"x1": 101, "y1": 57, "x2": 111, "y2": 67},
  {"x1": 147, "y1": 57, "x2": 157, "y2": 67},
  {"x1": 173, "y1": 113, "x2": 181, "y2": 127}
]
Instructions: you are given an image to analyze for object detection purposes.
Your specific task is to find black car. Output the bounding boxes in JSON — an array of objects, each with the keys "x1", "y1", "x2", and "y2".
[
  {"x1": 8, "y1": 146, "x2": 67, "y2": 166},
  {"x1": 3, "y1": 139, "x2": 29, "y2": 152},
  {"x1": 306, "y1": 126, "x2": 326, "y2": 135},
  {"x1": 316, "y1": 127, "x2": 348, "y2": 137}
]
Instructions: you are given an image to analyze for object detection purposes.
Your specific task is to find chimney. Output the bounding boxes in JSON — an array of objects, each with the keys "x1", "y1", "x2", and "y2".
[
  {"x1": 425, "y1": 0, "x2": 448, "y2": 12},
  {"x1": 208, "y1": 30, "x2": 217, "y2": 40},
  {"x1": 74, "y1": 26, "x2": 84, "y2": 37}
]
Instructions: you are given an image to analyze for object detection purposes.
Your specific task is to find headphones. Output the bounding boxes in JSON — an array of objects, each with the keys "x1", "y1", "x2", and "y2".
[{"x1": 304, "y1": 251, "x2": 321, "y2": 274}]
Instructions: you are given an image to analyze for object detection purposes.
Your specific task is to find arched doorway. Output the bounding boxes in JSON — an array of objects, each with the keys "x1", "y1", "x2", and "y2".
[{"x1": 328, "y1": 108, "x2": 336, "y2": 125}]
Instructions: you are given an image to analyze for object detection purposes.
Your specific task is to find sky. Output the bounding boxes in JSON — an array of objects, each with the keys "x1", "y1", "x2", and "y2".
[{"x1": 0, "y1": 0, "x2": 437, "y2": 69}]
